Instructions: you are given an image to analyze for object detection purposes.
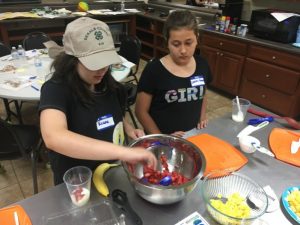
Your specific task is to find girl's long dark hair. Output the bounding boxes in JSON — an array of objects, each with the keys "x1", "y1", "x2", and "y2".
[{"x1": 50, "y1": 52, "x2": 120, "y2": 107}]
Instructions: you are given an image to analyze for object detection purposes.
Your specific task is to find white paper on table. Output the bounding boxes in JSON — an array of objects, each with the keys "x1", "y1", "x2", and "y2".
[
  {"x1": 0, "y1": 77, "x2": 33, "y2": 91},
  {"x1": 104, "y1": 11, "x2": 127, "y2": 15},
  {"x1": 271, "y1": 12, "x2": 300, "y2": 22},
  {"x1": 259, "y1": 209, "x2": 293, "y2": 225},
  {"x1": 124, "y1": 8, "x2": 141, "y2": 13}
]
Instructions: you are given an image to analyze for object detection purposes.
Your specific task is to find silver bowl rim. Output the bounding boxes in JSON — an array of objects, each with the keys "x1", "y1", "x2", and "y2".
[
  {"x1": 123, "y1": 134, "x2": 206, "y2": 190},
  {"x1": 201, "y1": 170, "x2": 269, "y2": 221}
]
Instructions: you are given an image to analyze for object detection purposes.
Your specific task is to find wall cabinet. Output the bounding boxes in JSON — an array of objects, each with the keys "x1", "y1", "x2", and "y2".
[
  {"x1": 239, "y1": 45, "x2": 300, "y2": 118},
  {"x1": 201, "y1": 31, "x2": 300, "y2": 118},
  {"x1": 136, "y1": 15, "x2": 168, "y2": 60},
  {"x1": 200, "y1": 33, "x2": 247, "y2": 95}
]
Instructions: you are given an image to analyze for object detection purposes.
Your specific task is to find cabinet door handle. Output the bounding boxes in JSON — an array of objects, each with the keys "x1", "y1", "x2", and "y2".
[
  {"x1": 261, "y1": 94, "x2": 266, "y2": 98},
  {"x1": 265, "y1": 74, "x2": 270, "y2": 78},
  {"x1": 272, "y1": 56, "x2": 276, "y2": 60},
  {"x1": 220, "y1": 53, "x2": 223, "y2": 56},
  {"x1": 216, "y1": 52, "x2": 220, "y2": 55},
  {"x1": 219, "y1": 42, "x2": 223, "y2": 46}
]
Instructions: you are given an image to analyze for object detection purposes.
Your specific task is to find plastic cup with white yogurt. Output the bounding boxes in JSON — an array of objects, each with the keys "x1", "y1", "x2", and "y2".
[
  {"x1": 63, "y1": 166, "x2": 92, "y2": 207},
  {"x1": 232, "y1": 98, "x2": 251, "y2": 122}
]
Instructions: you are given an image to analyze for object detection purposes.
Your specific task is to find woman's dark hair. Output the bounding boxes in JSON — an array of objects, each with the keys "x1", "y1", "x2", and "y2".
[
  {"x1": 163, "y1": 10, "x2": 198, "y2": 42},
  {"x1": 50, "y1": 52, "x2": 120, "y2": 107}
]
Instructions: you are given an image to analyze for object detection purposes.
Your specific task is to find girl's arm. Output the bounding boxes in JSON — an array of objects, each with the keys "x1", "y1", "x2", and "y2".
[
  {"x1": 123, "y1": 118, "x2": 145, "y2": 140},
  {"x1": 197, "y1": 94, "x2": 208, "y2": 129},
  {"x1": 40, "y1": 109, "x2": 156, "y2": 166},
  {"x1": 135, "y1": 91, "x2": 161, "y2": 134}
]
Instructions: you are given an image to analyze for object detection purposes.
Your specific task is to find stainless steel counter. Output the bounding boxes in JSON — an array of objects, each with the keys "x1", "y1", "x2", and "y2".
[{"x1": 13, "y1": 107, "x2": 299, "y2": 225}]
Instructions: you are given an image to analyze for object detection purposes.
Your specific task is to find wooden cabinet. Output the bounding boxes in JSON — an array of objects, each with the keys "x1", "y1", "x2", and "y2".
[
  {"x1": 239, "y1": 45, "x2": 300, "y2": 117},
  {"x1": 200, "y1": 33, "x2": 247, "y2": 95},
  {"x1": 136, "y1": 15, "x2": 168, "y2": 60},
  {"x1": 0, "y1": 15, "x2": 136, "y2": 47}
]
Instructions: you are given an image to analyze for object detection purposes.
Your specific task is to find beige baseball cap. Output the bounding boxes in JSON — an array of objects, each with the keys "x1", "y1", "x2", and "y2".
[{"x1": 63, "y1": 17, "x2": 122, "y2": 71}]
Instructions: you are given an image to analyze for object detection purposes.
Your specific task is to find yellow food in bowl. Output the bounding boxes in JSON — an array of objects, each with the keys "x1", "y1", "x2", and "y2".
[
  {"x1": 287, "y1": 189, "x2": 300, "y2": 217},
  {"x1": 210, "y1": 193, "x2": 251, "y2": 218},
  {"x1": 209, "y1": 193, "x2": 251, "y2": 225}
]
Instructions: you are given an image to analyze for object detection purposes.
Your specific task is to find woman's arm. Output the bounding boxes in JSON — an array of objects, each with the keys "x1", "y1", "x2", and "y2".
[
  {"x1": 40, "y1": 109, "x2": 156, "y2": 166},
  {"x1": 135, "y1": 91, "x2": 161, "y2": 134},
  {"x1": 123, "y1": 118, "x2": 144, "y2": 139},
  {"x1": 197, "y1": 94, "x2": 208, "y2": 129}
]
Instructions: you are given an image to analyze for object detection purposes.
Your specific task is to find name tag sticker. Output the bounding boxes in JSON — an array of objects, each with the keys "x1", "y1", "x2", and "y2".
[
  {"x1": 96, "y1": 114, "x2": 115, "y2": 131},
  {"x1": 190, "y1": 76, "x2": 205, "y2": 87}
]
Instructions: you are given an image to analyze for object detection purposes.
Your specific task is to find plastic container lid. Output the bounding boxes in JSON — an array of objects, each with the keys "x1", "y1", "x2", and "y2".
[{"x1": 43, "y1": 200, "x2": 119, "y2": 225}]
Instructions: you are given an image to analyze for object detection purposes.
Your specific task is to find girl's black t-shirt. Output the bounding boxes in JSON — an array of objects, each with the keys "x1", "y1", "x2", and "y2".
[
  {"x1": 39, "y1": 79, "x2": 125, "y2": 184},
  {"x1": 137, "y1": 55, "x2": 212, "y2": 134}
]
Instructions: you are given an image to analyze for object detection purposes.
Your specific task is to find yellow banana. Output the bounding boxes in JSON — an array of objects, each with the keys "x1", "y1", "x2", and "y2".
[{"x1": 92, "y1": 163, "x2": 119, "y2": 197}]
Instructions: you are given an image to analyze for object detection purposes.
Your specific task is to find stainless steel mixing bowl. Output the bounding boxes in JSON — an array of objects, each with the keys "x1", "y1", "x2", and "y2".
[{"x1": 123, "y1": 134, "x2": 206, "y2": 205}]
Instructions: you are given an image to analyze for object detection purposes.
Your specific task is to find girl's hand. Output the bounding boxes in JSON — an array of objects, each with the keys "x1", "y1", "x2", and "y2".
[
  {"x1": 127, "y1": 129, "x2": 145, "y2": 140},
  {"x1": 197, "y1": 119, "x2": 208, "y2": 129},
  {"x1": 171, "y1": 131, "x2": 186, "y2": 137},
  {"x1": 123, "y1": 147, "x2": 157, "y2": 168}
]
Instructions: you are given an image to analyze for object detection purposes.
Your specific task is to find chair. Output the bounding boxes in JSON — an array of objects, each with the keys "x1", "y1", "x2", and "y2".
[
  {"x1": 23, "y1": 32, "x2": 51, "y2": 51},
  {"x1": 123, "y1": 82, "x2": 138, "y2": 129},
  {"x1": 0, "y1": 42, "x2": 11, "y2": 56},
  {"x1": 0, "y1": 118, "x2": 42, "y2": 194},
  {"x1": 118, "y1": 35, "x2": 141, "y2": 84}
]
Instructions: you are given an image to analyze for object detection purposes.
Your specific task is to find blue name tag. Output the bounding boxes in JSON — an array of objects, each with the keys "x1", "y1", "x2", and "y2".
[
  {"x1": 96, "y1": 114, "x2": 115, "y2": 131},
  {"x1": 190, "y1": 75, "x2": 205, "y2": 87}
]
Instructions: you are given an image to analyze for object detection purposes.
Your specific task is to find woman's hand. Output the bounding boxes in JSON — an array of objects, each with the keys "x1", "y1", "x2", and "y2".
[
  {"x1": 122, "y1": 147, "x2": 157, "y2": 168},
  {"x1": 127, "y1": 129, "x2": 145, "y2": 140},
  {"x1": 171, "y1": 131, "x2": 186, "y2": 137},
  {"x1": 197, "y1": 119, "x2": 208, "y2": 129}
]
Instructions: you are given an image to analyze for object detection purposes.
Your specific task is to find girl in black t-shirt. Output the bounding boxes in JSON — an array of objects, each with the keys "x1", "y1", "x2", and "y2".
[
  {"x1": 136, "y1": 10, "x2": 212, "y2": 137},
  {"x1": 39, "y1": 17, "x2": 156, "y2": 185}
]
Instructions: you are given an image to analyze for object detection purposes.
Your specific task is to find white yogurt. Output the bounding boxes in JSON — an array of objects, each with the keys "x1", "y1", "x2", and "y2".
[
  {"x1": 232, "y1": 113, "x2": 244, "y2": 122},
  {"x1": 70, "y1": 187, "x2": 90, "y2": 207}
]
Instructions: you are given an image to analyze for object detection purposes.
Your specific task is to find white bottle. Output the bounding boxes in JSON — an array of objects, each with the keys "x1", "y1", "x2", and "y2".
[
  {"x1": 34, "y1": 51, "x2": 43, "y2": 81},
  {"x1": 120, "y1": 1, "x2": 125, "y2": 12},
  {"x1": 34, "y1": 54, "x2": 42, "y2": 67},
  {"x1": 17, "y1": 45, "x2": 25, "y2": 59},
  {"x1": 296, "y1": 24, "x2": 300, "y2": 43},
  {"x1": 11, "y1": 46, "x2": 18, "y2": 60},
  {"x1": 17, "y1": 44, "x2": 26, "y2": 64}
]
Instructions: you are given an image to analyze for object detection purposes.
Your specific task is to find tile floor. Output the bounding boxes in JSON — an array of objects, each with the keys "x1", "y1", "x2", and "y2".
[{"x1": 0, "y1": 60, "x2": 232, "y2": 208}]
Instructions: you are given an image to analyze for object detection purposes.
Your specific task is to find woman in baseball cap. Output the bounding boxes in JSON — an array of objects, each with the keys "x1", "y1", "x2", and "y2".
[{"x1": 39, "y1": 17, "x2": 156, "y2": 185}]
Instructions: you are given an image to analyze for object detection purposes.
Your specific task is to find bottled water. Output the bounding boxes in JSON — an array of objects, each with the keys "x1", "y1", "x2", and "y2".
[
  {"x1": 11, "y1": 46, "x2": 18, "y2": 60},
  {"x1": 17, "y1": 45, "x2": 25, "y2": 59},
  {"x1": 296, "y1": 25, "x2": 300, "y2": 43},
  {"x1": 17, "y1": 44, "x2": 26, "y2": 64},
  {"x1": 34, "y1": 54, "x2": 42, "y2": 67},
  {"x1": 120, "y1": 1, "x2": 125, "y2": 11},
  {"x1": 33, "y1": 50, "x2": 43, "y2": 81}
]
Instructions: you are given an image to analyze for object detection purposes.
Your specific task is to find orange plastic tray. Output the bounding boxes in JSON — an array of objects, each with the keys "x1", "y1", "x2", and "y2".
[
  {"x1": 0, "y1": 205, "x2": 32, "y2": 225},
  {"x1": 269, "y1": 128, "x2": 300, "y2": 167},
  {"x1": 187, "y1": 133, "x2": 248, "y2": 177}
]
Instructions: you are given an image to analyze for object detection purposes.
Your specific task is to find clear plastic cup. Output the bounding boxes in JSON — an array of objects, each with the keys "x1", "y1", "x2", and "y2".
[
  {"x1": 63, "y1": 166, "x2": 92, "y2": 207},
  {"x1": 232, "y1": 98, "x2": 251, "y2": 122}
]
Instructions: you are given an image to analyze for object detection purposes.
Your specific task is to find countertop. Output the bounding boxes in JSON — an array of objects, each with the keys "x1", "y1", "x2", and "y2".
[
  {"x1": 13, "y1": 106, "x2": 300, "y2": 225},
  {"x1": 201, "y1": 27, "x2": 300, "y2": 56}
]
